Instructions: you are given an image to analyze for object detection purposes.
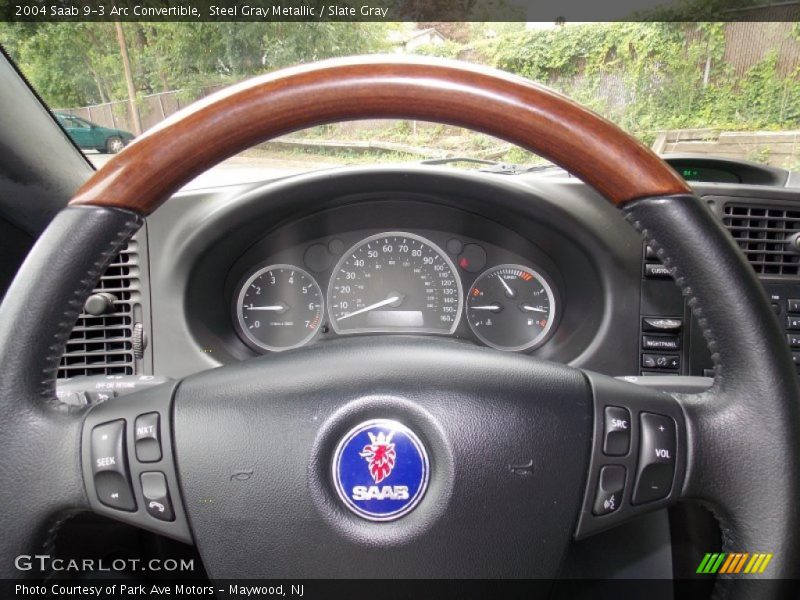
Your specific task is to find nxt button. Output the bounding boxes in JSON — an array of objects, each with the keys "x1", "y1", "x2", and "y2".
[
  {"x1": 141, "y1": 472, "x2": 174, "y2": 522},
  {"x1": 134, "y1": 412, "x2": 161, "y2": 462},
  {"x1": 593, "y1": 465, "x2": 626, "y2": 516},
  {"x1": 91, "y1": 420, "x2": 135, "y2": 511},
  {"x1": 603, "y1": 406, "x2": 631, "y2": 456}
]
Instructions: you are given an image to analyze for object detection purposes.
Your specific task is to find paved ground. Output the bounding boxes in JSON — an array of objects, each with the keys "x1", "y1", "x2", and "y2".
[{"x1": 87, "y1": 152, "x2": 339, "y2": 190}]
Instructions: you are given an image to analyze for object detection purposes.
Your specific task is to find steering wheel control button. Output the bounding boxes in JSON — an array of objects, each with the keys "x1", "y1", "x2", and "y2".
[
  {"x1": 134, "y1": 412, "x2": 162, "y2": 462},
  {"x1": 633, "y1": 413, "x2": 677, "y2": 505},
  {"x1": 603, "y1": 406, "x2": 631, "y2": 456},
  {"x1": 641, "y1": 354, "x2": 680, "y2": 370},
  {"x1": 332, "y1": 419, "x2": 429, "y2": 522},
  {"x1": 644, "y1": 263, "x2": 671, "y2": 278},
  {"x1": 91, "y1": 420, "x2": 136, "y2": 511},
  {"x1": 642, "y1": 335, "x2": 681, "y2": 351},
  {"x1": 140, "y1": 472, "x2": 174, "y2": 522},
  {"x1": 592, "y1": 465, "x2": 626, "y2": 516},
  {"x1": 787, "y1": 333, "x2": 800, "y2": 348},
  {"x1": 641, "y1": 317, "x2": 682, "y2": 332},
  {"x1": 788, "y1": 298, "x2": 800, "y2": 313}
]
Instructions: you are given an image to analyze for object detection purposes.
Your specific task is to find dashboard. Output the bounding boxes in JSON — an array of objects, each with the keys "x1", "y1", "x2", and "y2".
[
  {"x1": 232, "y1": 225, "x2": 558, "y2": 354},
  {"x1": 100, "y1": 156, "x2": 795, "y2": 382}
]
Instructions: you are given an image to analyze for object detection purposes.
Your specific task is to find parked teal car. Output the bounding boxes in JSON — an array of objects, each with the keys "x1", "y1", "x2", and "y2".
[{"x1": 54, "y1": 112, "x2": 135, "y2": 153}]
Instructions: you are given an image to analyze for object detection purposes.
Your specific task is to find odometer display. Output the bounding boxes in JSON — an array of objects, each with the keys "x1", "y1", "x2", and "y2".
[{"x1": 328, "y1": 232, "x2": 462, "y2": 334}]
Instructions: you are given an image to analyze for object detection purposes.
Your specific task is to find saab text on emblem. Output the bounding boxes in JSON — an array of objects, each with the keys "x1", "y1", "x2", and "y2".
[{"x1": 332, "y1": 419, "x2": 429, "y2": 521}]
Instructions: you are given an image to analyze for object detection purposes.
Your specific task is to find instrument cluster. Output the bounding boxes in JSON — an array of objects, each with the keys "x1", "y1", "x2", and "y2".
[{"x1": 233, "y1": 230, "x2": 559, "y2": 353}]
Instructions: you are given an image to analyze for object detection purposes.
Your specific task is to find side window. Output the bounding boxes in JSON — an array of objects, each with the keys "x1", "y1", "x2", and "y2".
[{"x1": 73, "y1": 117, "x2": 92, "y2": 129}]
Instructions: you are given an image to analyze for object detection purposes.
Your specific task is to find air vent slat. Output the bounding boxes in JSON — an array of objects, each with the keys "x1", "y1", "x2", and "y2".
[
  {"x1": 722, "y1": 203, "x2": 800, "y2": 277},
  {"x1": 58, "y1": 242, "x2": 139, "y2": 379}
]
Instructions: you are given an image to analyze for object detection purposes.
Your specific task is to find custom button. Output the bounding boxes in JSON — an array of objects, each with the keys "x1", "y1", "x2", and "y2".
[
  {"x1": 91, "y1": 420, "x2": 136, "y2": 511},
  {"x1": 134, "y1": 412, "x2": 162, "y2": 462},
  {"x1": 788, "y1": 299, "x2": 800, "y2": 313},
  {"x1": 642, "y1": 317, "x2": 682, "y2": 333},
  {"x1": 633, "y1": 413, "x2": 677, "y2": 504},
  {"x1": 603, "y1": 406, "x2": 631, "y2": 456},
  {"x1": 593, "y1": 465, "x2": 626, "y2": 516},
  {"x1": 642, "y1": 354, "x2": 680, "y2": 370},
  {"x1": 642, "y1": 335, "x2": 681, "y2": 351},
  {"x1": 644, "y1": 263, "x2": 671, "y2": 278},
  {"x1": 787, "y1": 333, "x2": 800, "y2": 348},
  {"x1": 140, "y1": 472, "x2": 174, "y2": 522}
]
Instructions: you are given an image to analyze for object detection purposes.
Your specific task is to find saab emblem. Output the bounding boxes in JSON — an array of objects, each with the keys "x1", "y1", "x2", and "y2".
[{"x1": 332, "y1": 419, "x2": 429, "y2": 521}]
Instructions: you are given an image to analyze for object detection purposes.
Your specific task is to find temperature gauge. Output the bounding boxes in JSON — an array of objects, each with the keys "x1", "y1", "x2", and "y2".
[
  {"x1": 466, "y1": 264, "x2": 556, "y2": 351},
  {"x1": 236, "y1": 264, "x2": 324, "y2": 352}
]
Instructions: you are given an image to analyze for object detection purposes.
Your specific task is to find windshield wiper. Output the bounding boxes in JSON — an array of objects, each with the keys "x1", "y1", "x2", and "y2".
[{"x1": 419, "y1": 157, "x2": 555, "y2": 175}]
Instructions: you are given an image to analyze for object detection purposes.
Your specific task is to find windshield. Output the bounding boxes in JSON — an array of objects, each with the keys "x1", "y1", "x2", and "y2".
[{"x1": 2, "y1": 21, "x2": 799, "y2": 186}]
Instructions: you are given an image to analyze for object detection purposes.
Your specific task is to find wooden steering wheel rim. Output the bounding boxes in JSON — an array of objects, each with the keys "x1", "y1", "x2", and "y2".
[{"x1": 69, "y1": 55, "x2": 690, "y2": 214}]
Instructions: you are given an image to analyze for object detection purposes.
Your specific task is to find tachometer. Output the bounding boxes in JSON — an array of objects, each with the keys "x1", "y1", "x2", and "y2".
[
  {"x1": 328, "y1": 232, "x2": 462, "y2": 334},
  {"x1": 236, "y1": 264, "x2": 323, "y2": 352},
  {"x1": 466, "y1": 264, "x2": 556, "y2": 351}
]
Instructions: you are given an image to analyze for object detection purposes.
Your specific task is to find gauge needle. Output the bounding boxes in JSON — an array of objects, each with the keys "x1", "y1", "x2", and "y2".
[
  {"x1": 471, "y1": 304, "x2": 502, "y2": 312},
  {"x1": 337, "y1": 295, "x2": 402, "y2": 321},
  {"x1": 521, "y1": 305, "x2": 547, "y2": 313},
  {"x1": 499, "y1": 277, "x2": 516, "y2": 298},
  {"x1": 247, "y1": 304, "x2": 287, "y2": 311}
]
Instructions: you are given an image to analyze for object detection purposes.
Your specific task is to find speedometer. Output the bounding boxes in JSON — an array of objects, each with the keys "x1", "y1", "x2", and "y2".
[{"x1": 328, "y1": 232, "x2": 462, "y2": 334}]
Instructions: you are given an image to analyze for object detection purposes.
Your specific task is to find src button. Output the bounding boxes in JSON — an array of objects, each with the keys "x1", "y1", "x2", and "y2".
[{"x1": 603, "y1": 406, "x2": 631, "y2": 456}]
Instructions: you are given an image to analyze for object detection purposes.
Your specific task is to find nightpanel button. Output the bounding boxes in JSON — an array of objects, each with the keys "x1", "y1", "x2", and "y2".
[
  {"x1": 633, "y1": 413, "x2": 677, "y2": 504},
  {"x1": 593, "y1": 465, "x2": 626, "y2": 516},
  {"x1": 642, "y1": 335, "x2": 681, "y2": 351},
  {"x1": 135, "y1": 412, "x2": 162, "y2": 462},
  {"x1": 91, "y1": 420, "x2": 136, "y2": 511},
  {"x1": 603, "y1": 406, "x2": 631, "y2": 456}
]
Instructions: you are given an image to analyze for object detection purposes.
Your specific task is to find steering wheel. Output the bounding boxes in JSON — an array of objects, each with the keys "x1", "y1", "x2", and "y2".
[{"x1": 1, "y1": 57, "x2": 798, "y2": 595}]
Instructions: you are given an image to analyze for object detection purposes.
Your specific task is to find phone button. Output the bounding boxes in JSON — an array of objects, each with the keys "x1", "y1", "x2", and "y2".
[{"x1": 140, "y1": 472, "x2": 174, "y2": 522}]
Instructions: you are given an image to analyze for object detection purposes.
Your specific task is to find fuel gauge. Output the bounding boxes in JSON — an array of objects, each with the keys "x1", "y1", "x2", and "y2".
[{"x1": 466, "y1": 264, "x2": 556, "y2": 351}]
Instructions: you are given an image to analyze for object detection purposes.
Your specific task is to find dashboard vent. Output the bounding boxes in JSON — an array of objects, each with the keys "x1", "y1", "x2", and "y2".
[
  {"x1": 57, "y1": 240, "x2": 140, "y2": 379},
  {"x1": 722, "y1": 203, "x2": 800, "y2": 276}
]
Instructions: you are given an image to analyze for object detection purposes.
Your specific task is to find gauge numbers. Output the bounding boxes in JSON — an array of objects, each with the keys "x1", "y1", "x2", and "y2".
[
  {"x1": 466, "y1": 264, "x2": 556, "y2": 351},
  {"x1": 328, "y1": 232, "x2": 462, "y2": 334},
  {"x1": 236, "y1": 264, "x2": 323, "y2": 352}
]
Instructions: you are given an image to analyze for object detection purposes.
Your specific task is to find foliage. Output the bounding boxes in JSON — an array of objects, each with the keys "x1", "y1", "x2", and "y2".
[
  {"x1": 0, "y1": 22, "x2": 391, "y2": 107},
  {"x1": 490, "y1": 22, "x2": 800, "y2": 139}
]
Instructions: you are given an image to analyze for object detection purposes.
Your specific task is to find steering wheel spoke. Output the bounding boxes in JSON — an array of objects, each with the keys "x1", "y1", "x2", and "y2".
[
  {"x1": 575, "y1": 372, "x2": 688, "y2": 539},
  {"x1": 80, "y1": 380, "x2": 192, "y2": 544}
]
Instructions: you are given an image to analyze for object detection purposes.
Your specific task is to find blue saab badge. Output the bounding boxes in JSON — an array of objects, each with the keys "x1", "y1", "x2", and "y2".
[{"x1": 333, "y1": 419, "x2": 429, "y2": 521}]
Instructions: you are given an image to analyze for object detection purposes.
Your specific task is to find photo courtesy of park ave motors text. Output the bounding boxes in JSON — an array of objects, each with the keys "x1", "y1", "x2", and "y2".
[{"x1": 0, "y1": 0, "x2": 800, "y2": 598}]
